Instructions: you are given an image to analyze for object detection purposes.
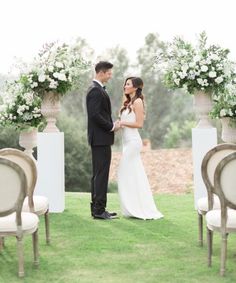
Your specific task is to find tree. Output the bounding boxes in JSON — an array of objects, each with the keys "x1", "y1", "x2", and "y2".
[
  {"x1": 61, "y1": 37, "x2": 94, "y2": 120},
  {"x1": 58, "y1": 114, "x2": 92, "y2": 192},
  {"x1": 137, "y1": 33, "x2": 195, "y2": 148},
  {"x1": 137, "y1": 33, "x2": 174, "y2": 148}
]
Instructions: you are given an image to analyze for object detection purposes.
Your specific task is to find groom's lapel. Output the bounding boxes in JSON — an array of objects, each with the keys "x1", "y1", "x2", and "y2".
[
  {"x1": 92, "y1": 81, "x2": 112, "y2": 114},
  {"x1": 103, "y1": 88, "x2": 112, "y2": 114}
]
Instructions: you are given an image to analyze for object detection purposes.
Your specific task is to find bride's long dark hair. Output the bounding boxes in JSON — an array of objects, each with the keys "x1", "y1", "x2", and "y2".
[{"x1": 120, "y1": 77, "x2": 144, "y2": 115}]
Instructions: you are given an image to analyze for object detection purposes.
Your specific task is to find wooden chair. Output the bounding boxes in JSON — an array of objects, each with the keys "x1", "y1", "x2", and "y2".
[
  {"x1": 0, "y1": 157, "x2": 39, "y2": 277},
  {"x1": 206, "y1": 152, "x2": 236, "y2": 276},
  {"x1": 197, "y1": 143, "x2": 236, "y2": 246},
  {"x1": 0, "y1": 148, "x2": 50, "y2": 244}
]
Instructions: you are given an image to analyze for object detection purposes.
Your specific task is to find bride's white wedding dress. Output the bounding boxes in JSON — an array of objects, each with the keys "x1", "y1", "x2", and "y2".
[{"x1": 117, "y1": 108, "x2": 163, "y2": 220}]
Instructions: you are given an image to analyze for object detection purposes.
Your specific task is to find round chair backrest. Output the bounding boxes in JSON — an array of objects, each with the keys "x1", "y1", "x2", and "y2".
[
  {"x1": 215, "y1": 152, "x2": 236, "y2": 208},
  {"x1": 0, "y1": 157, "x2": 27, "y2": 216},
  {"x1": 0, "y1": 149, "x2": 37, "y2": 198},
  {"x1": 202, "y1": 143, "x2": 236, "y2": 194},
  {"x1": 207, "y1": 149, "x2": 236, "y2": 186}
]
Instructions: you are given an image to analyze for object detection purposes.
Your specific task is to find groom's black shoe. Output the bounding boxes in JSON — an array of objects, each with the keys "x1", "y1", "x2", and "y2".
[
  {"x1": 106, "y1": 211, "x2": 118, "y2": 217},
  {"x1": 91, "y1": 202, "x2": 118, "y2": 218},
  {"x1": 93, "y1": 211, "x2": 114, "y2": 220}
]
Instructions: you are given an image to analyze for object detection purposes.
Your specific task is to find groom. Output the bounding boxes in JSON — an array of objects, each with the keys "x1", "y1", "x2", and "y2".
[{"x1": 86, "y1": 61, "x2": 119, "y2": 220}]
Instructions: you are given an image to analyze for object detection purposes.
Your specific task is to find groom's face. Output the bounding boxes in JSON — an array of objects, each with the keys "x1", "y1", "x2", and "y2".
[{"x1": 101, "y1": 69, "x2": 113, "y2": 83}]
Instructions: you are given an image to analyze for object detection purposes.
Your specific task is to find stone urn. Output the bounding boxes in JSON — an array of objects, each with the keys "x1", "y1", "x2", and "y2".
[
  {"x1": 41, "y1": 92, "x2": 61, "y2": 133},
  {"x1": 221, "y1": 117, "x2": 236, "y2": 143},
  {"x1": 193, "y1": 91, "x2": 213, "y2": 128},
  {"x1": 19, "y1": 127, "x2": 38, "y2": 159}
]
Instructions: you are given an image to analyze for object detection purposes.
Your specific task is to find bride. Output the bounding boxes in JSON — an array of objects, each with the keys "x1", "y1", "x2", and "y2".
[{"x1": 117, "y1": 77, "x2": 163, "y2": 220}]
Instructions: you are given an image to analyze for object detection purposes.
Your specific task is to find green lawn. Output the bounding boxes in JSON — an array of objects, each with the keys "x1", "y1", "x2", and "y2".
[{"x1": 1, "y1": 192, "x2": 236, "y2": 283}]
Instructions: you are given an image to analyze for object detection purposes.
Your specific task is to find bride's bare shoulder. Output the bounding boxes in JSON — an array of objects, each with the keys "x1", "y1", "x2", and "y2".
[{"x1": 133, "y1": 98, "x2": 143, "y2": 110}]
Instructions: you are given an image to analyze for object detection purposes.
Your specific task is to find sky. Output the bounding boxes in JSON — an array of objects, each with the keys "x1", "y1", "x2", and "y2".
[{"x1": 1, "y1": 0, "x2": 236, "y2": 74}]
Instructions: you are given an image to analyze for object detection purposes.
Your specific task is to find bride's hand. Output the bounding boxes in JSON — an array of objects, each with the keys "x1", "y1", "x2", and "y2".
[{"x1": 120, "y1": 121, "x2": 125, "y2": 128}]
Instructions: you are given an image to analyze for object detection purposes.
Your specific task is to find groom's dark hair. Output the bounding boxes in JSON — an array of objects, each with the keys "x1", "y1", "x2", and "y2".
[{"x1": 95, "y1": 61, "x2": 113, "y2": 73}]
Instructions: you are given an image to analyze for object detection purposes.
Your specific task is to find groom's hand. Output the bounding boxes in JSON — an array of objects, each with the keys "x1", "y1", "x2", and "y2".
[{"x1": 114, "y1": 120, "x2": 121, "y2": 132}]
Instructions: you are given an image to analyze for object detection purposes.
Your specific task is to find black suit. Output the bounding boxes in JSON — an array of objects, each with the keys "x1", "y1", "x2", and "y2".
[{"x1": 86, "y1": 81, "x2": 114, "y2": 215}]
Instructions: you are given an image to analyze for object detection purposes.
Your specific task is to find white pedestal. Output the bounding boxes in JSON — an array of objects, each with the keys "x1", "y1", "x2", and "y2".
[
  {"x1": 35, "y1": 132, "x2": 65, "y2": 212},
  {"x1": 192, "y1": 128, "x2": 217, "y2": 209}
]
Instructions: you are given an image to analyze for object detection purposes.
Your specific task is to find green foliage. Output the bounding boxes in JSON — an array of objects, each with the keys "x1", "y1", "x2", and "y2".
[
  {"x1": 163, "y1": 122, "x2": 181, "y2": 148},
  {"x1": 61, "y1": 38, "x2": 94, "y2": 119},
  {"x1": 108, "y1": 181, "x2": 118, "y2": 193},
  {"x1": 136, "y1": 33, "x2": 198, "y2": 148},
  {"x1": 164, "y1": 120, "x2": 196, "y2": 148},
  {"x1": 210, "y1": 83, "x2": 236, "y2": 121},
  {"x1": 0, "y1": 125, "x2": 21, "y2": 149},
  {"x1": 58, "y1": 114, "x2": 91, "y2": 192},
  {"x1": 0, "y1": 91, "x2": 43, "y2": 130},
  {"x1": 18, "y1": 40, "x2": 90, "y2": 96},
  {"x1": 158, "y1": 31, "x2": 234, "y2": 95}
]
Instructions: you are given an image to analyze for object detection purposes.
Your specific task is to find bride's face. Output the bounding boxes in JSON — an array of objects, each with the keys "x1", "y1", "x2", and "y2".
[{"x1": 124, "y1": 79, "x2": 136, "y2": 95}]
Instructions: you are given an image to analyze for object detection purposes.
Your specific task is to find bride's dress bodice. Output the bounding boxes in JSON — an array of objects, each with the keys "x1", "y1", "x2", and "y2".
[{"x1": 120, "y1": 109, "x2": 141, "y2": 143}]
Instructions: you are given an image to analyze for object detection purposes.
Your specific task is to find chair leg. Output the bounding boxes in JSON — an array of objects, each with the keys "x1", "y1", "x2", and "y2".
[
  {"x1": 198, "y1": 213, "x2": 203, "y2": 246},
  {"x1": 45, "y1": 209, "x2": 50, "y2": 245},
  {"x1": 207, "y1": 227, "x2": 213, "y2": 267},
  {"x1": 17, "y1": 236, "x2": 24, "y2": 277},
  {"x1": 32, "y1": 229, "x2": 39, "y2": 267},
  {"x1": 220, "y1": 233, "x2": 228, "y2": 276}
]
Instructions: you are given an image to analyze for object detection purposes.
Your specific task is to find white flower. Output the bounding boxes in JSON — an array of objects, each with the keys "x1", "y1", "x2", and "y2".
[
  {"x1": 49, "y1": 80, "x2": 58, "y2": 89},
  {"x1": 194, "y1": 55, "x2": 201, "y2": 62},
  {"x1": 57, "y1": 73, "x2": 67, "y2": 81},
  {"x1": 215, "y1": 77, "x2": 224, "y2": 84},
  {"x1": 38, "y1": 74, "x2": 46, "y2": 82},
  {"x1": 220, "y1": 109, "x2": 227, "y2": 117},
  {"x1": 210, "y1": 54, "x2": 220, "y2": 61},
  {"x1": 200, "y1": 65, "x2": 208, "y2": 72},
  {"x1": 53, "y1": 72, "x2": 59, "y2": 78},
  {"x1": 197, "y1": 78, "x2": 204, "y2": 86},
  {"x1": 181, "y1": 64, "x2": 188, "y2": 72},
  {"x1": 179, "y1": 72, "x2": 187, "y2": 79},
  {"x1": 174, "y1": 78, "x2": 180, "y2": 86},
  {"x1": 189, "y1": 62, "x2": 195, "y2": 68},
  {"x1": 55, "y1": 61, "x2": 64, "y2": 68},
  {"x1": 208, "y1": 71, "x2": 217, "y2": 78},
  {"x1": 31, "y1": 82, "x2": 38, "y2": 88},
  {"x1": 48, "y1": 65, "x2": 54, "y2": 72}
]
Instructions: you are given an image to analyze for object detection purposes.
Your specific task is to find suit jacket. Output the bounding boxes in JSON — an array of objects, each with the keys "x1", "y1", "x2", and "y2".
[{"x1": 86, "y1": 81, "x2": 114, "y2": 146}]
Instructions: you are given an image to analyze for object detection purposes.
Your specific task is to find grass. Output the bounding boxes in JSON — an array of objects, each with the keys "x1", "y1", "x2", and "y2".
[{"x1": 1, "y1": 192, "x2": 236, "y2": 283}]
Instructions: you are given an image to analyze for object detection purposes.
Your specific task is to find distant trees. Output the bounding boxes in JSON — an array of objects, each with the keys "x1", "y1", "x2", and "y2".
[
  {"x1": 0, "y1": 34, "x2": 197, "y2": 192},
  {"x1": 137, "y1": 33, "x2": 195, "y2": 148}
]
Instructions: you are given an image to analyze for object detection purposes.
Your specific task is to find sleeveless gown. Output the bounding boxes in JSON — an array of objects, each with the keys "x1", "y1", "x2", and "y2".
[{"x1": 117, "y1": 109, "x2": 163, "y2": 220}]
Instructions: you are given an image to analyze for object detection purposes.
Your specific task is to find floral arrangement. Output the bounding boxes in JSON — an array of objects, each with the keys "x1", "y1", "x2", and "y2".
[
  {"x1": 0, "y1": 39, "x2": 90, "y2": 131},
  {"x1": 155, "y1": 32, "x2": 235, "y2": 95},
  {"x1": 210, "y1": 82, "x2": 236, "y2": 121},
  {"x1": 0, "y1": 82, "x2": 42, "y2": 130},
  {"x1": 18, "y1": 40, "x2": 90, "y2": 97}
]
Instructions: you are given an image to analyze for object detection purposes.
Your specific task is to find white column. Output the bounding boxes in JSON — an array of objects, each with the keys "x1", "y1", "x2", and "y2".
[
  {"x1": 192, "y1": 128, "x2": 217, "y2": 209},
  {"x1": 35, "y1": 132, "x2": 65, "y2": 212}
]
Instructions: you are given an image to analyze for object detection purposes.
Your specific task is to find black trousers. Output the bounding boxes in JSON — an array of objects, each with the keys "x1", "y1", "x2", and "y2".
[{"x1": 91, "y1": 145, "x2": 111, "y2": 215}]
